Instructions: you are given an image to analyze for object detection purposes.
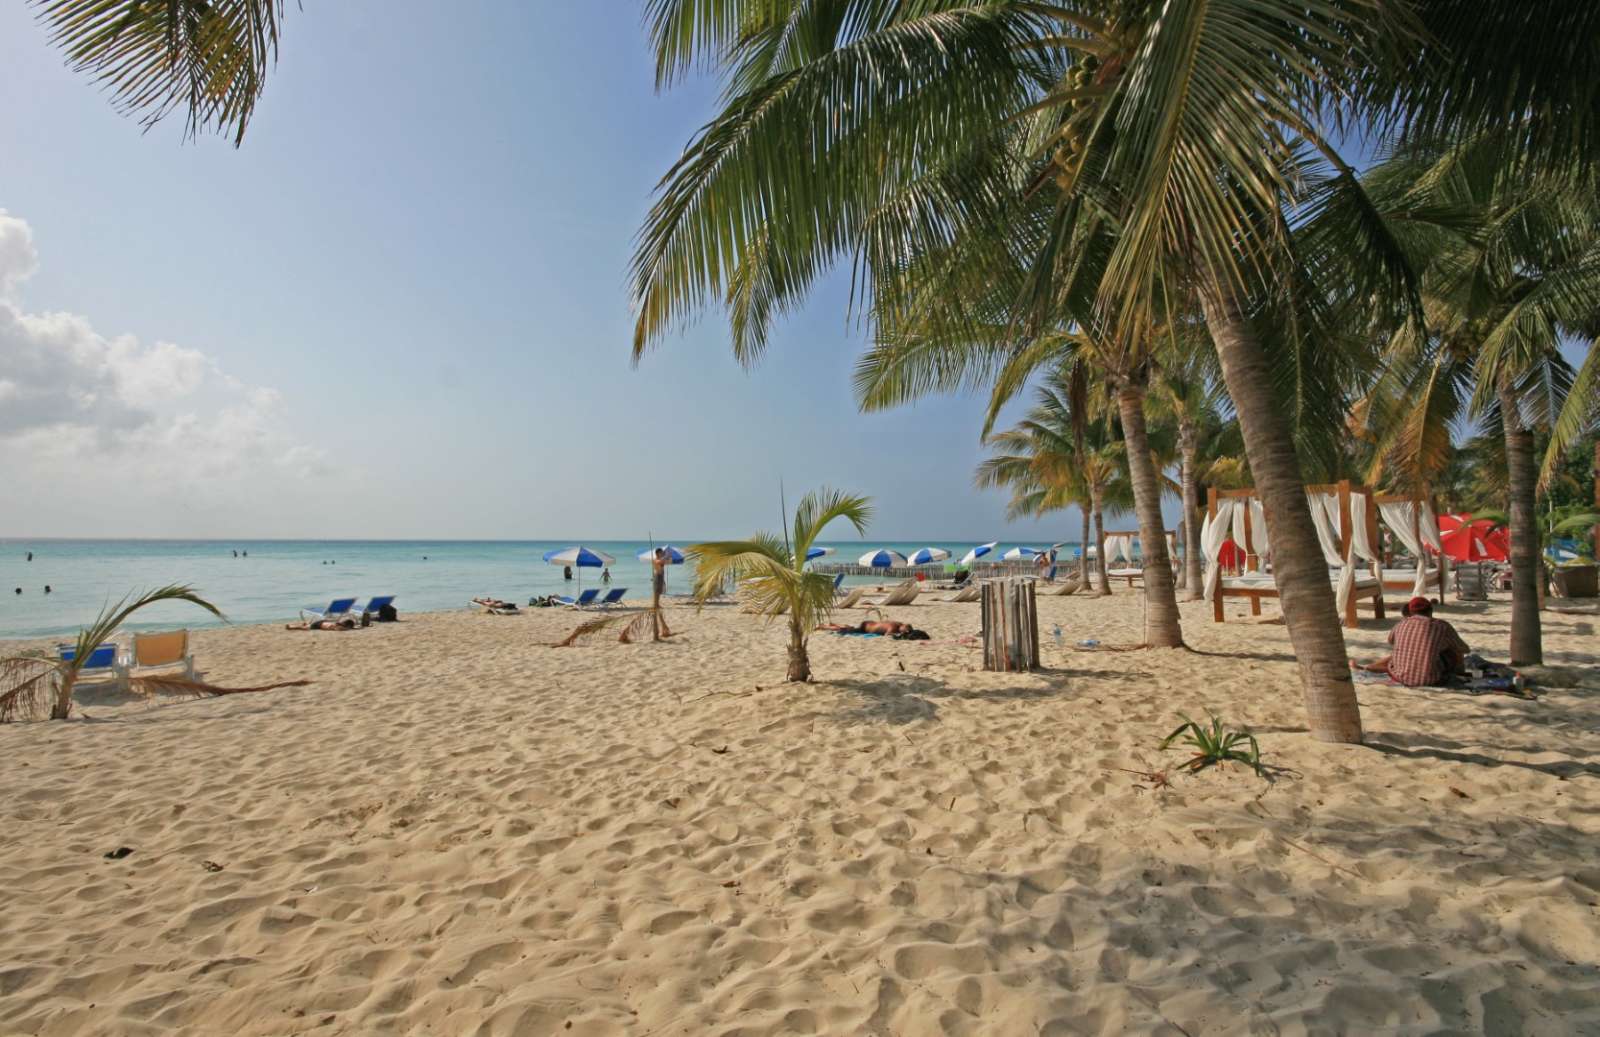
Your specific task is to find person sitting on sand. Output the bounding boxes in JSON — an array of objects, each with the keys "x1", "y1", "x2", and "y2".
[{"x1": 1358, "y1": 596, "x2": 1469, "y2": 686}]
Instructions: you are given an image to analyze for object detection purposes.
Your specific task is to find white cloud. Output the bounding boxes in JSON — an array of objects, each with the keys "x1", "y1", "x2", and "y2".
[
  {"x1": 0, "y1": 210, "x2": 38, "y2": 297},
  {"x1": 0, "y1": 211, "x2": 340, "y2": 533}
]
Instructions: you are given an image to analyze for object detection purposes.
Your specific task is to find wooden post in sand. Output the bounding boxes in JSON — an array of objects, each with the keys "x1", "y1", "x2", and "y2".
[{"x1": 981, "y1": 578, "x2": 1040, "y2": 672}]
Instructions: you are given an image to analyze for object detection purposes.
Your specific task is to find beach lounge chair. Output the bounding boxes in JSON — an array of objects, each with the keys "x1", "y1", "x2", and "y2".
[
  {"x1": 831, "y1": 573, "x2": 846, "y2": 596},
  {"x1": 554, "y1": 588, "x2": 601, "y2": 609},
  {"x1": 834, "y1": 587, "x2": 867, "y2": 608},
  {"x1": 594, "y1": 588, "x2": 627, "y2": 608},
  {"x1": 116, "y1": 630, "x2": 195, "y2": 682},
  {"x1": 355, "y1": 595, "x2": 395, "y2": 620},
  {"x1": 942, "y1": 584, "x2": 980, "y2": 603},
  {"x1": 301, "y1": 598, "x2": 357, "y2": 624},
  {"x1": 873, "y1": 581, "x2": 921, "y2": 607},
  {"x1": 57, "y1": 642, "x2": 124, "y2": 690}
]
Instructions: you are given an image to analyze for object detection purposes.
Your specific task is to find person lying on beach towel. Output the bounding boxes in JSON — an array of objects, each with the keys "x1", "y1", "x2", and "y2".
[
  {"x1": 818, "y1": 619, "x2": 930, "y2": 640},
  {"x1": 1357, "y1": 596, "x2": 1469, "y2": 687},
  {"x1": 286, "y1": 617, "x2": 358, "y2": 631},
  {"x1": 473, "y1": 597, "x2": 520, "y2": 614}
]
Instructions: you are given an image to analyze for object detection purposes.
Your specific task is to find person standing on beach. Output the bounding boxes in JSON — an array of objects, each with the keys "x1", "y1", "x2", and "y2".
[{"x1": 652, "y1": 548, "x2": 669, "y2": 601}]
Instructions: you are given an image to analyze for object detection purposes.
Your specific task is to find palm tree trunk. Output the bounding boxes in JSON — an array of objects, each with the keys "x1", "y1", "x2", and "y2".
[
  {"x1": 1116, "y1": 385, "x2": 1185, "y2": 647},
  {"x1": 1498, "y1": 384, "x2": 1542, "y2": 665},
  {"x1": 1178, "y1": 425, "x2": 1203, "y2": 601},
  {"x1": 50, "y1": 673, "x2": 75, "y2": 720},
  {"x1": 786, "y1": 620, "x2": 811, "y2": 682},
  {"x1": 1079, "y1": 508, "x2": 1091, "y2": 583},
  {"x1": 1201, "y1": 286, "x2": 1363, "y2": 744},
  {"x1": 1090, "y1": 488, "x2": 1111, "y2": 595}
]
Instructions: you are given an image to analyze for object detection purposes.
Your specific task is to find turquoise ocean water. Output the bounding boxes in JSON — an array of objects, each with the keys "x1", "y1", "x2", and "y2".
[{"x1": 0, "y1": 539, "x2": 1081, "y2": 640}]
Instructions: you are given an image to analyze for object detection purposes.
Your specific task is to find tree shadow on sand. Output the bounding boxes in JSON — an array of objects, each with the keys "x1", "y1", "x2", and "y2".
[{"x1": 825, "y1": 667, "x2": 1152, "y2": 726}]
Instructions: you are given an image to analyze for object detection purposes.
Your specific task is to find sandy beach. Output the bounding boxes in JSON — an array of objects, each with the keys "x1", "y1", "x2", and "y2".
[{"x1": 3, "y1": 591, "x2": 1598, "y2": 1036}]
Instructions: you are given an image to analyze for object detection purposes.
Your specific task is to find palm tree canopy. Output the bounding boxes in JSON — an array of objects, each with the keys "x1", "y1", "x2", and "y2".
[
  {"x1": 688, "y1": 488, "x2": 871, "y2": 630},
  {"x1": 32, "y1": 0, "x2": 286, "y2": 144}
]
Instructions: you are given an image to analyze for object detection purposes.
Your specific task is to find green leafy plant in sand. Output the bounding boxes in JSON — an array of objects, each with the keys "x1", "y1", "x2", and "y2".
[{"x1": 1160, "y1": 712, "x2": 1265, "y2": 777}]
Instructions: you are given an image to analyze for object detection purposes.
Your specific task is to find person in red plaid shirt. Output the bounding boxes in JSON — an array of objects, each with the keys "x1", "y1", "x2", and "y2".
[{"x1": 1359, "y1": 596, "x2": 1470, "y2": 686}]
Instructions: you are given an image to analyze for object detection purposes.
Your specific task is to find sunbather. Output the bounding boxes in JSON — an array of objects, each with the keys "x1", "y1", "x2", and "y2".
[
  {"x1": 819, "y1": 619, "x2": 925, "y2": 638},
  {"x1": 286, "y1": 617, "x2": 357, "y2": 631},
  {"x1": 1357, "y1": 596, "x2": 1469, "y2": 686}
]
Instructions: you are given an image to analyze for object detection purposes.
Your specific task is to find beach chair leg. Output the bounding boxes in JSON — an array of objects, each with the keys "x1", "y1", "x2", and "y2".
[
  {"x1": 1250, "y1": 595, "x2": 1261, "y2": 616},
  {"x1": 1213, "y1": 594, "x2": 1225, "y2": 623},
  {"x1": 1374, "y1": 595, "x2": 1386, "y2": 621},
  {"x1": 1344, "y1": 597, "x2": 1358, "y2": 629}
]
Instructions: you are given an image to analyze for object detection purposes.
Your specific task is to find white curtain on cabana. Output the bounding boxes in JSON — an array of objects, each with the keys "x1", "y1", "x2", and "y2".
[
  {"x1": 1202, "y1": 500, "x2": 1239, "y2": 601},
  {"x1": 1378, "y1": 500, "x2": 1431, "y2": 597},
  {"x1": 1418, "y1": 504, "x2": 1451, "y2": 588},
  {"x1": 1309, "y1": 493, "x2": 1352, "y2": 613},
  {"x1": 1249, "y1": 499, "x2": 1270, "y2": 560},
  {"x1": 1308, "y1": 491, "x2": 1381, "y2": 614}
]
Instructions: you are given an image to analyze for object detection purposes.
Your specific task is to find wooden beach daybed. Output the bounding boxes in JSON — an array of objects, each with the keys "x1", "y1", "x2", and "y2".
[
  {"x1": 1204, "y1": 482, "x2": 1387, "y2": 629},
  {"x1": 1100, "y1": 529, "x2": 1177, "y2": 587}
]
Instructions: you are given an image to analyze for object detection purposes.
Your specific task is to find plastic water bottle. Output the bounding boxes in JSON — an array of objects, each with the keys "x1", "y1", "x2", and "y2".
[{"x1": 1052, "y1": 624, "x2": 1063, "y2": 648}]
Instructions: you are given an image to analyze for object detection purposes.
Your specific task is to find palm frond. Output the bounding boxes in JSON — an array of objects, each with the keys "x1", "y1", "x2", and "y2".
[
  {"x1": 32, "y1": 0, "x2": 286, "y2": 144},
  {"x1": 0, "y1": 657, "x2": 59, "y2": 724}
]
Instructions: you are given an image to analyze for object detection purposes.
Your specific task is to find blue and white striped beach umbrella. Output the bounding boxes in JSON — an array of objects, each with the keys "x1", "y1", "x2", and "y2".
[
  {"x1": 858, "y1": 548, "x2": 909, "y2": 568},
  {"x1": 906, "y1": 546, "x2": 950, "y2": 565},
  {"x1": 636, "y1": 545, "x2": 685, "y2": 564},
  {"x1": 960, "y1": 541, "x2": 998, "y2": 565},
  {"x1": 805, "y1": 546, "x2": 836, "y2": 561},
  {"x1": 1001, "y1": 546, "x2": 1041, "y2": 561},
  {"x1": 543, "y1": 545, "x2": 616, "y2": 568}
]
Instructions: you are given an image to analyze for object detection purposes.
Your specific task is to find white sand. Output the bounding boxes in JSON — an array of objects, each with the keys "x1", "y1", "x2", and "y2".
[{"x1": 3, "y1": 591, "x2": 1598, "y2": 1035}]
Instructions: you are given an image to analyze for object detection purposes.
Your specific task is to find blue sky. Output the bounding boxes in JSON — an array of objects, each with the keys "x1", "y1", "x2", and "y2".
[{"x1": 1, "y1": 2, "x2": 1110, "y2": 543}]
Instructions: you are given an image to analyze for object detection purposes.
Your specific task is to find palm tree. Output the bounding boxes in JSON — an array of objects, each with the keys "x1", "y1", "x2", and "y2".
[
  {"x1": 1, "y1": 585, "x2": 223, "y2": 721},
  {"x1": 631, "y1": 1, "x2": 1382, "y2": 740},
  {"x1": 31, "y1": 0, "x2": 285, "y2": 144},
  {"x1": 1146, "y1": 328, "x2": 1227, "y2": 600},
  {"x1": 1351, "y1": 142, "x2": 1600, "y2": 664},
  {"x1": 688, "y1": 488, "x2": 871, "y2": 683},
  {"x1": 975, "y1": 375, "x2": 1129, "y2": 596}
]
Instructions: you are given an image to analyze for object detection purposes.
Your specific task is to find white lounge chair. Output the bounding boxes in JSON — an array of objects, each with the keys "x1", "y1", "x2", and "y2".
[
  {"x1": 834, "y1": 587, "x2": 867, "y2": 608},
  {"x1": 871, "y1": 581, "x2": 920, "y2": 607}
]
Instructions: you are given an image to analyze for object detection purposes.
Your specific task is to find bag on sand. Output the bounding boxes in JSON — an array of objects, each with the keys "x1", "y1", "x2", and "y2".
[{"x1": 377, "y1": 604, "x2": 399, "y2": 623}]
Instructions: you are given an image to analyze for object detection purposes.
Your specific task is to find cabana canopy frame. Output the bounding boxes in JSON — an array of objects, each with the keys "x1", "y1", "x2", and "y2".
[{"x1": 1205, "y1": 481, "x2": 1387, "y2": 629}]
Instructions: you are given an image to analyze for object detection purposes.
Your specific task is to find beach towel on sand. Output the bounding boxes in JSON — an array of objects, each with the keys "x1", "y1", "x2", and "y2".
[{"x1": 1351, "y1": 664, "x2": 1535, "y2": 699}]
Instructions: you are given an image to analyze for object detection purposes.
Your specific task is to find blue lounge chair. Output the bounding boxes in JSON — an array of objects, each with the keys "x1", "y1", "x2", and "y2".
[
  {"x1": 301, "y1": 598, "x2": 357, "y2": 623},
  {"x1": 553, "y1": 588, "x2": 601, "y2": 609},
  {"x1": 356, "y1": 595, "x2": 396, "y2": 618},
  {"x1": 831, "y1": 572, "x2": 847, "y2": 596},
  {"x1": 595, "y1": 588, "x2": 627, "y2": 608},
  {"x1": 57, "y1": 642, "x2": 124, "y2": 688}
]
